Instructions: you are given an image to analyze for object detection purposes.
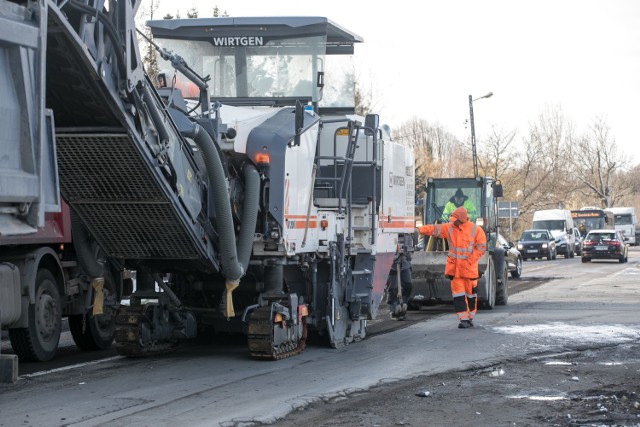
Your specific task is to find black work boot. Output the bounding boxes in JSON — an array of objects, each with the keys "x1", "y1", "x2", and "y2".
[
  {"x1": 458, "y1": 320, "x2": 472, "y2": 329},
  {"x1": 389, "y1": 304, "x2": 397, "y2": 318}
]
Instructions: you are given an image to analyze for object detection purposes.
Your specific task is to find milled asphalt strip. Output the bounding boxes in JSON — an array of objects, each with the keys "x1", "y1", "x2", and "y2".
[{"x1": 19, "y1": 356, "x2": 124, "y2": 380}]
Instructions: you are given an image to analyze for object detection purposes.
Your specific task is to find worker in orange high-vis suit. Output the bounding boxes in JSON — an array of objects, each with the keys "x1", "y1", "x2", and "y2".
[{"x1": 416, "y1": 206, "x2": 487, "y2": 328}]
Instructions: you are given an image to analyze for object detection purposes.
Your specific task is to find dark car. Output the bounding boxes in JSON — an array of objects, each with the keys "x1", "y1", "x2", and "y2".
[
  {"x1": 573, "y1": 228, "x2": 583, "y2": 256},
  {"x1": 497, "y1": 233, "x2": 522, "y2": 278},
  {"x1": 581, "y1": 230, "x2": 629, "y2": 263},
  {"x1": 517, "y1": 229, "x2": 557, "y2": 261}
]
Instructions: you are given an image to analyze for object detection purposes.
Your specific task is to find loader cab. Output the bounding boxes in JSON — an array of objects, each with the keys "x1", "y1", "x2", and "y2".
[
  {"x1": 146, "y1": 16, "x2": 362, "y2": 114},
  {"x1": 423, "y1": 177, "x2": 500, "y2": 232}
]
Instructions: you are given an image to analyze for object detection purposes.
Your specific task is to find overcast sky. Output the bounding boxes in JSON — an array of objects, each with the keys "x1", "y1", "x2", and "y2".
[{"x1": 151, "y1": 0, "x2": 640, "y2": 164}]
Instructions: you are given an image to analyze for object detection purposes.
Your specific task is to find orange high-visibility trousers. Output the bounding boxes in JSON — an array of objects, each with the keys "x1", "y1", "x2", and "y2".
[{"x1": 450, "y1": 277, "x2": 477, "y2": 321}]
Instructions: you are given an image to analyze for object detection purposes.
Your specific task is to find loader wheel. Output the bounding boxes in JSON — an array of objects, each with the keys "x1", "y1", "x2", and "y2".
[
  {"x1": 479, "y1": 258, "x2": 496, "y2": 310},
  {"x1": 9, "y1": 269, "x2": 62, "y2": 362},
  {"x1": 69, "y1": 270, "x2": 117, "y2": 351}
]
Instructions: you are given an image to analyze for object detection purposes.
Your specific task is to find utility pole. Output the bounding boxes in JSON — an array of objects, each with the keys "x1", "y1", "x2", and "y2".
[{"x1": 468, "y1": 92, "x2": 493, "y2": 177}]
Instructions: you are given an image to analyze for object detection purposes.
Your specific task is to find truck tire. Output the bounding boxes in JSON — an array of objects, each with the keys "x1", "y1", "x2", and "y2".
[
  {"x1": 496, "y1": 262, "x2": 509, "y2": 306},
  {"x1": 8, "y1": 269, "x2": 62, "y2": 362},
  {"x1": 69, "y1": 270, "x2": 117, "y2": 351}
]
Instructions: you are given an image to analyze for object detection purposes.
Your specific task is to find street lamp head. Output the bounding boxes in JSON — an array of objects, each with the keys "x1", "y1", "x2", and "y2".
[{"x1": 473, "y1": 92, "x2": 493, "y2": 102}]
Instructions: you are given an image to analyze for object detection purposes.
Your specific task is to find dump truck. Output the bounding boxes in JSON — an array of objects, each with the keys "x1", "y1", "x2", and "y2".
[{"x1": 0, "y1": 1, "x2": 129, "y2": 366}]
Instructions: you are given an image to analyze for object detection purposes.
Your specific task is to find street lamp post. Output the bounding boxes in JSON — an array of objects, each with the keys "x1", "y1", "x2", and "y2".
[{"x1": 469, "y1": 92, "x2": 493, "y2": 177}]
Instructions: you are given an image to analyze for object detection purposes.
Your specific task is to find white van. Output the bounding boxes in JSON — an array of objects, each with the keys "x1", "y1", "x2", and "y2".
[
  {"x1": 605, "y1": 207, "x2": 637, "y2": 246},
  {"x1": 532, "y1": 209, "x2": 576, "y2": 258}
]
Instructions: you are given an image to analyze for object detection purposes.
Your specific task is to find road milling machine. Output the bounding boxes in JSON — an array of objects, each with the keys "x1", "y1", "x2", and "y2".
[{"x1": 2, "y1": 0, "x2": 415, "y2": 362}]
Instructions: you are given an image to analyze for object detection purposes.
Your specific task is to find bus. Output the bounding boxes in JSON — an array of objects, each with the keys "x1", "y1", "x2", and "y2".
[
  {"x1": 605, "y1": 207, "x2": 638, "y2": 246},
  {"x1": 571, "y1": 208, "x2": 614, "y2": 237}
]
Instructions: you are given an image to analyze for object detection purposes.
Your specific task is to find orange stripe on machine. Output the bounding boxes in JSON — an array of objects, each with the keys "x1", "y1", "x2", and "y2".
[{"x1": 285, "y1": 215, "x2": 318, "y2": 229}]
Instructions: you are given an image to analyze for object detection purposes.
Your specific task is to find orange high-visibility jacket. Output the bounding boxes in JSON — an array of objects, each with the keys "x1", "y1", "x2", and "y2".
[{"x1": 417, "y1": 220, "x2": 487, "y2": 279}]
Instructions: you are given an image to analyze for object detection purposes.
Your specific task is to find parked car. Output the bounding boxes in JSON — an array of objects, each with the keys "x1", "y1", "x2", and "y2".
[
  {"x1": 517, "y1": 229, "x2": 557, "y2": 261},
  {"x1": 573, "y1": 228, "x2": 583, "y2": 256},
  {"x1": 581, "y1": 230, "x2": 629, "y2": 263},
  {"x1": 496, "y1": 233, "x2": 522, "y2": 278}
]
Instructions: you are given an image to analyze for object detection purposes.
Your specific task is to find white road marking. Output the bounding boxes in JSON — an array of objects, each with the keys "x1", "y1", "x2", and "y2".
[{"x1": 20, "y1": 355, "x2": 124, "y2": 380}]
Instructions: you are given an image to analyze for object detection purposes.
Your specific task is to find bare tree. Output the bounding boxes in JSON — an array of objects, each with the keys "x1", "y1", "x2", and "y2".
[
  {"x1": 393, "y1": 118, "x2": 465, "y2": 205},
  {"x1": 354, "y1": 80, "x2": 372, "y2": 116},
  {"x1": 212, "y1": 5, "x2": 229, "y2": 17},
  {"x1": 138, "y1": 0, "x2": 160, "y2": 83},
  {"x1": 477, "y1": 125, "x2": 518, "y2": 181},
  {"x1": 505, "y1": 106, "x2": 575, "y2": 235},
  {"x1": 186, "y1": 7, "x2": 198, "y2": 18},
  {"x1": 568, "y1": 117, "x2": 633, "y2": 208}
]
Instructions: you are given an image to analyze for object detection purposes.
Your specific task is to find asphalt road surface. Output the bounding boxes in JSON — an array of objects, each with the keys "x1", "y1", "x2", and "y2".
[
  {"x1": 277, "y1": 342, "x2": 640, "y2": 427},
  {"x1": 1, "y1": 249, "x2": 639, "y2": 427}
]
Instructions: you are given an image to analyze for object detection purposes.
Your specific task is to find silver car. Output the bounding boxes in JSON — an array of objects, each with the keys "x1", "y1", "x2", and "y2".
[{"x1": 497, "y1": 233, "x2": 523, "y2": 278}]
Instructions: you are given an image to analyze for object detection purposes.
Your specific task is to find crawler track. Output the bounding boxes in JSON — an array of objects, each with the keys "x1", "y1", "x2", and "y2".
[
  {"x1": 114, "y1": 305, "x2": 177, "y2": 357},
  {"x1": 247, "y1": 306, "x2": 307, "y2": 360}
]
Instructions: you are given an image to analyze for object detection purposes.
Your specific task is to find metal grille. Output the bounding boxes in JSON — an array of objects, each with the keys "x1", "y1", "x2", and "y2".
[
  {"x1": 72, "y1": 202, "x2": 199, "y2": 259},
  {"x1": 57, "y1": 134, "x2": 164, "y2": 202},
  {"x1": 56, "y1": 134, "x2": 201, "y2": 260}
]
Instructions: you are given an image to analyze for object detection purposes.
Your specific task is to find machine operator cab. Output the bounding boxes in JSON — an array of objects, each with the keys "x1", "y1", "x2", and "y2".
[
  {"x1": 146, "y1": 16, "x2": 361, "y2": 114},
  {"x1": 418, "y1": 176, "x2": 502, "y2": 255},
  {"x1": 422, "y1": 177, "x2": 502, "y2": 228}
]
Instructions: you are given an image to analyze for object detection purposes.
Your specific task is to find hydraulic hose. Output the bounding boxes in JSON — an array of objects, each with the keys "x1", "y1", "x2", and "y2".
[
  {"x1": 184, "y1": 125, "x2": 261, "y2": 317},
  {"x1": 238, "y1": 163, "x2": 261, "y2": 271},
  {"x1": 184, "y1": 123, "x2": 258, "y2": 282}
]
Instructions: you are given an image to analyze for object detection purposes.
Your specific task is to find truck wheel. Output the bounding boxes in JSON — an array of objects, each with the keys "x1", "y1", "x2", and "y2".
[
  {"x1": 496, "y1": 263, "x2": 509, "y2": 306},
  {"x1": 69, "y1": 270, "x2": 117, "y2": 351},
  {"x1": 8, "y1": 269, "x2": 62, "y2": 362}
]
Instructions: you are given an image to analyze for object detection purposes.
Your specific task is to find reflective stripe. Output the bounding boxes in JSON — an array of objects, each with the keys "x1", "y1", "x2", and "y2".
[
  {"x1": 444, "y1": 224, "x2": 453, "y2": 248},
  {"x1": 456, "y1": 312, "x2": 470, "y2": 321},
  {"x1": 452, "y1": 291, "x2": 466, "y2": 297}
]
